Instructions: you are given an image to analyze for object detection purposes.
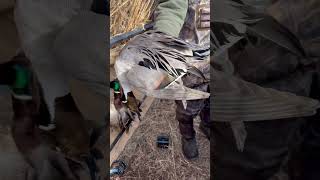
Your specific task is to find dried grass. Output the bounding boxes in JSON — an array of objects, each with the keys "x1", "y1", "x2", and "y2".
[
  {"x1": 110, "y1": 0, "x2": 155, "y2": 36},
  {"x1": 111, "y1": 99, "x2": 210, "y2": 180},
  {"x1": 110, "y1": 0, "x2": 156, "y2": 65}
]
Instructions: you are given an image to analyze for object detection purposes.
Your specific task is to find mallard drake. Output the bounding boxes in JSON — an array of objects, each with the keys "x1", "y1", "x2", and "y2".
[
  {"x1": 110, "y1": 80, "x2": 141, "y2": 130},
  {"x1": 114, "y1": 30, "x2": 211, "y2": 102}
]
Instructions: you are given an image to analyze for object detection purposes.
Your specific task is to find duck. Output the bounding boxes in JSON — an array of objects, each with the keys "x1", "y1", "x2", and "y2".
[
  {"x1": 113, "y1": 30, "x2": 211, "y2": 130},
  {"x1": 212, "y1": 69, "x2": 320, "y2": 122},
  {"x1": 110, "y1": 79, "x2": 141, "y2": 130},
  {"x1": 114, "y1": 30, "x2": 211, "y2": 103},
  {"x1": 112, "y1": 0, "x2": 320, "y2": 134},
  {"x1": 211, "y1": 0, "x2": 320, "y2": 122}
]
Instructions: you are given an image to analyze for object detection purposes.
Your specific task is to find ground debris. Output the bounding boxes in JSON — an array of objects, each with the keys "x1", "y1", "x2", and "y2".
[{"x1": 111, "y1": 99, "x2": 210, "y2": 180}]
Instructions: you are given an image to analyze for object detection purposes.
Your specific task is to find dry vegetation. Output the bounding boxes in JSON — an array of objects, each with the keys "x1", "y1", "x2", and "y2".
[
  {"x1": 111, "y1": 99, "x2": 210, "y2": 180},
  {"x1": 110, "y1": 0, "x2": 155, "y2": 36},
  {"x1": 110, "y1": 0, "x2": 156, "y2": 65}
]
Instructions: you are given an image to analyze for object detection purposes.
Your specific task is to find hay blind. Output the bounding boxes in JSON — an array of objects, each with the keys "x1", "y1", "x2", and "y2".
[{"x1": 110, "y1": 0, "x2": 156, "y2": 36}]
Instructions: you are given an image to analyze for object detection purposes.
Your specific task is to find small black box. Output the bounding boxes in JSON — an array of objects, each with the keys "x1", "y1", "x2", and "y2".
[{"x1": 157, "y1": 135, "x2": 170, "y2": 148}]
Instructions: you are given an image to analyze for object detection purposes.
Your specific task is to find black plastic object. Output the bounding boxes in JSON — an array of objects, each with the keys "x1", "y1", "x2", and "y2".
[
  {"x1": 110, "y1": 22, "x2": 155, "y2": 48},
  {"x1": 110, "y1": 160, "x2": 127, "y2": 176},
  {"x1": 157, "y1": 135, "x2": 170, "y2": 148}
]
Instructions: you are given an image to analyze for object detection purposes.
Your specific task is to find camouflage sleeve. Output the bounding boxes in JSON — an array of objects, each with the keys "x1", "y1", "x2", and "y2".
[{"x1": 154, "y1": 0, "x2": 188, "y2": 37}]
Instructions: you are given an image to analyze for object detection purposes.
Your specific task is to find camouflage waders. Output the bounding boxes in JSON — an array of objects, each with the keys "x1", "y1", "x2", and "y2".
[{"x1": 175, "y1": 0, "x2": 211, "y2": 140}]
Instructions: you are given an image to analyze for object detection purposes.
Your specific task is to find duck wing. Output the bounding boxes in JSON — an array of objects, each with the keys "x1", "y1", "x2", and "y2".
[
  {"x1": 212, "y1": 69, "x2": 320, "y2": 122},
  {"x1": 124, "y1": 31, "x2": 209, "y2": 80},
  {"x1": 126, "y1": 65, "x2": 210, "y2": 100}
]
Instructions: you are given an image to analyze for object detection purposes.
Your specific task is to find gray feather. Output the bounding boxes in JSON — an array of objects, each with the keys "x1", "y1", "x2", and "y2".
[
  {"x1": 212, "y1": 69, "x2": 320, "y2": 122},
  {"x1": 115, "y1": 30, "x2": 210, "y2": 100}
]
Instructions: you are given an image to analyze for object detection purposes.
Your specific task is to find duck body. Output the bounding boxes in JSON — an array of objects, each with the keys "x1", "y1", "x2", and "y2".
[
  {"x1": 211, "y1": 0, "x2": 320, "y2": 122},
  {"x1": 114, "y1": 30, "x2": 210, "y2": 101}
]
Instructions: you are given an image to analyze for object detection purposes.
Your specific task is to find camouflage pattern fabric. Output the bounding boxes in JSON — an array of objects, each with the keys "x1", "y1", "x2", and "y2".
[{"x1": 174, "y1": 0, "x2": 211, "y2": 139}]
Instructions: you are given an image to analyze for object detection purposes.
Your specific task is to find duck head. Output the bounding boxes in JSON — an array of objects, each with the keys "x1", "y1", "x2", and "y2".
[{"x1": 110, "y1": 79, "x2": 141, "y2": 130}]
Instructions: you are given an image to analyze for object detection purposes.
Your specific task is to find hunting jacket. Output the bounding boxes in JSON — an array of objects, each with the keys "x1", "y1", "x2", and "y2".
[
  {"x1": 154, "y1": 0, "x2": 188, "y2": 38},
  {"x1": 155, "y1": 0, "x2": 210, "y2": 85}
]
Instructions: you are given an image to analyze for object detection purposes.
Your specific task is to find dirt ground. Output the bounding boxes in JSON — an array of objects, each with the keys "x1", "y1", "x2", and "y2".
[{"x1": 112, "y1": 99, "x2": 210, "y2": 180}]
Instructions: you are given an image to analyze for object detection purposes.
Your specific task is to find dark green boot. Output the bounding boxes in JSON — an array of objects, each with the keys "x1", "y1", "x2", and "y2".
[{"x1": 181, "y1": 137, "x2": 199, "y2": 160}]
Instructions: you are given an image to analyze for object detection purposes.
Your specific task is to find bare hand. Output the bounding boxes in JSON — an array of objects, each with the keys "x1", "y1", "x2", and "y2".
[{"x1": 198, "y1": 6, "x2": 210, "y2": 29}]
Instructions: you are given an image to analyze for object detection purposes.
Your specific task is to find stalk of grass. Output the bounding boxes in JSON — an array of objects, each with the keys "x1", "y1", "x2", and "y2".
[{"x1": 110, "y1": 0, "x2": 156, "y2": 65}]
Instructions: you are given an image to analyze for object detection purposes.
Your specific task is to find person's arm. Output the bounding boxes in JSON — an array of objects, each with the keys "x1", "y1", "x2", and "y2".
[{"x1": 153, "y1": 0, "x2": 188, "y2": 37}]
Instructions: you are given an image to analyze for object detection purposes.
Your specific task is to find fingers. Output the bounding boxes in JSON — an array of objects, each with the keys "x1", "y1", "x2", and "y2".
[
  {"x1": 200, "y1": 8, "x2": 210, "y2": 21},
  {"x1": 199, "y1": 7, "x2": 210, "y2": 29},
  {"x1": 200, "y1": 21, "x2": 210, "y2": 29},
  {"x1": 201, "y1": 7, "x2": 210, "y2": 14}
]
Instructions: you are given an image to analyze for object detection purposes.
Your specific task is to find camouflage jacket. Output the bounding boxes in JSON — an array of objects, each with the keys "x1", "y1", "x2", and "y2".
[
  {"x1": 154, "y1": 0, "x2": 188, "y2": 38},
  {"x1": 154, "y1": 0, "x2": 210, "y2": 84},
  {"x1": 154, "y1": 0, "x2": 210, "y2": 44}
]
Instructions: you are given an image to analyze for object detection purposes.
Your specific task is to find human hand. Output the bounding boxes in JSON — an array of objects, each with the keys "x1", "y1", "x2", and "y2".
[{"x1": 198, "y1": 6, "x2": 210, "y2": 29}]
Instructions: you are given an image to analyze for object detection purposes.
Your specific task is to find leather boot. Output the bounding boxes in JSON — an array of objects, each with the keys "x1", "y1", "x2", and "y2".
[{"x1": 181, "y1": 136, "x2": 199, "y2": 160}]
